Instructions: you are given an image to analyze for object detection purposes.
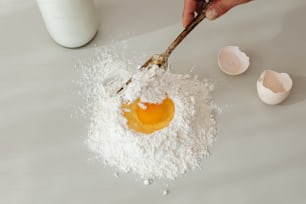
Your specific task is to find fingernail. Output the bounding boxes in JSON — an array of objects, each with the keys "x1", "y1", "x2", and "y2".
[{"x1": 206, "y1": 8, "x2": 218, "y2": 20}]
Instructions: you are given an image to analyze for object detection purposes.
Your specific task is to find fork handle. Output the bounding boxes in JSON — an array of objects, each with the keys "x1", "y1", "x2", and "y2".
[{"x1": 163, "y1": 0, "x2": 211, "y2": 60}]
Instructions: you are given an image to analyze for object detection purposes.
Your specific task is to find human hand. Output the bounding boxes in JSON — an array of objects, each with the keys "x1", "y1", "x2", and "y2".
[{"x1": 182, "y1": 0, "x2": 251, "y2": 27}]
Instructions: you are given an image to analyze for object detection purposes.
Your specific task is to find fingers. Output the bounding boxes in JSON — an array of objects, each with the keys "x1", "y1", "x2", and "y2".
[
  {"x1": 196, "y1": 1, "x2": 205, "y2": 17},
  {"x1": 182, "y1": 0, "x2": 198, "y2": 27},
  {"x1": 206, "y1": 0, "x2": 251, "y2": 20},
  {"x1": 182, "y1": 0, "x2": 251, "y2": 27}
]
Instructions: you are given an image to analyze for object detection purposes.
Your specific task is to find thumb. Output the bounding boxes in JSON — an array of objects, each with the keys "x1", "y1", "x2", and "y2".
[{"x1": 206, "y1": 0, "x2": 251, "y2": 20}]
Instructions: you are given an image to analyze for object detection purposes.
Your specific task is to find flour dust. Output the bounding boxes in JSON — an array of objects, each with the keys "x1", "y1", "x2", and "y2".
[{"x1": 78, "y1": 46, "x2": 218, "y2": 181}]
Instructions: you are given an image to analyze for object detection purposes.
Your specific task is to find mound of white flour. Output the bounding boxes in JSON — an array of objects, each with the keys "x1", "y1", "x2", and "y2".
[{"x1": 79, "y1": 51, "x2": 217, "y2": 180}]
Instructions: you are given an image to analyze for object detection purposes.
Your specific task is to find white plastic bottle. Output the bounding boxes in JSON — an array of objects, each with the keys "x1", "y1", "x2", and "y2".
[{"x1": 37, "y1": 0, "x2": 99, "y2": 48}]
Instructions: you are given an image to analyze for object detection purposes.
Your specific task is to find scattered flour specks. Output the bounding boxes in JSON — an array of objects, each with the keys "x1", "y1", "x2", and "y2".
[{"x1": 78, "y1": 48, "x2": 218, "y2": 180}]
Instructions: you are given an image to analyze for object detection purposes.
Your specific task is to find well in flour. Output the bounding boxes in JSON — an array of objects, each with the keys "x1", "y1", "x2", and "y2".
[{"x1": 79, "y1": 48, "x2": 217, "y2": 180}]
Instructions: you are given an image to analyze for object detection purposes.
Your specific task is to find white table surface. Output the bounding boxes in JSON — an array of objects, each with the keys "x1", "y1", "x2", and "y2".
[{"x1": 1, "y1": 0, "x2": 306, "y2": 203}]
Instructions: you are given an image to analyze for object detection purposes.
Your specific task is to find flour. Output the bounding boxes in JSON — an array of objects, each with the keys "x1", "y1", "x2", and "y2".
[
  {"x1": 163, "y1": 189, "x2": 169, "y2": 196},
  {"x1": 79, "y1": 49, "x2": 217, "y2": 180}
]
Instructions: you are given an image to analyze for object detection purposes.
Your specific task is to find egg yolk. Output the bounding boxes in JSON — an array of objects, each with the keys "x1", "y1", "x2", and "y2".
[{"x1": 122, "y1": 97, "x2": 175, "y2": 134}]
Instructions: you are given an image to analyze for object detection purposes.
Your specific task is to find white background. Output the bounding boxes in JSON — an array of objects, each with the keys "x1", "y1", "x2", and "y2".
[{"x1": 1, "y1": 0, "x2": 306, "y2": 203}]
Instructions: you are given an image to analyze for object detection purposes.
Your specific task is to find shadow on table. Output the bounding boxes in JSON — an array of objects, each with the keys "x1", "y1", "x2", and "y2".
[
  {"x1": 92, "y1": 0, "x2": 181, "y2": 46},
  {"x1": 283, "y1": 75, "x2": 306, "y2": 105}
]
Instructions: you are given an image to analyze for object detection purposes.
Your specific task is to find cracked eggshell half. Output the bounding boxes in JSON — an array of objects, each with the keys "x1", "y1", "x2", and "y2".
[
  {"x1": 257, "y1": 70, "x2": 293, "y2": 105},
  {"x1": 218, "y1": 46, "x2": 250, "y2": 75}
]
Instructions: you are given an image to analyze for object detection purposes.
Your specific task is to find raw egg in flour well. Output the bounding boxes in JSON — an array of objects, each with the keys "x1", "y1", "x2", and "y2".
[{"x1": 122, "y1": 97, "x2": 175, "y2": 134}]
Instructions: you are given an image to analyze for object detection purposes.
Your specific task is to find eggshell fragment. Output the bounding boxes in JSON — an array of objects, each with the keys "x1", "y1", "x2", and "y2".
[
  {"x1": 218, "y1": 46, "x2": 250, "y2": 75},
  {"x1": 257, "y1": 70, "x2": 293, "y2": 105}
]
